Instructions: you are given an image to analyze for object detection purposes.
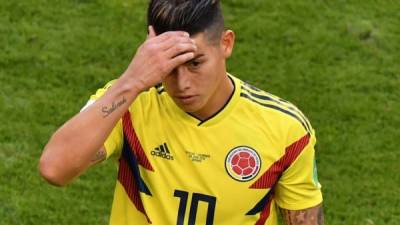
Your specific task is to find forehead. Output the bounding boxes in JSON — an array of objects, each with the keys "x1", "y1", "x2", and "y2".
[{"x1": 191, "y1": 32, "x2": 219, "y2": 51}]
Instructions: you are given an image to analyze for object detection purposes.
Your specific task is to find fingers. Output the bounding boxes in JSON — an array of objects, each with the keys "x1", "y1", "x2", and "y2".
[
  {"x1": 165, "y1": 42, "x2": 197, "y2": 59},
  {"x1": 146, "y1": 30, "x2": 196, "y2": 57},
  {"x1": 148, "y1": 29, "x2": 191, "y2": 44},
  {"x1": 158, "y1": 30, "x2": 190, "y2": 41},
  {"x1": 162, "y1": 34, "x2": 194, "y2": 49},
  {"x1": 162, "y1": 33, "x2": 191, "y2": 43},
  {"x1": 167, "y1": 52, "x2": 195, "y2": 71},
  {"x1": 142, "y1": 28, "x2": 197, "y2": 76}
]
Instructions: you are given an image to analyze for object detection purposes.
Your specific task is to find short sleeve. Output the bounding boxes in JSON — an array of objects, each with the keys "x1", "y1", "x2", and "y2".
[
  {"x1": 274, "y1": 125, "x2": 323, "y2": 210},
  {"x1": 81, "y1": 80, "x2": 123, "y2": 159}
]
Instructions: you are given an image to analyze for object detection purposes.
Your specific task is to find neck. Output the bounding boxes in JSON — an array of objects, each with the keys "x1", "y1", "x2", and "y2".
[{"x1": 191, "y1": 74, "x2": 235, "y2": 121}]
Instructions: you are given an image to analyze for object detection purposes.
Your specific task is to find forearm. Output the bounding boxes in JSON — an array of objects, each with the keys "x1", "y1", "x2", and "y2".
[
  {"x1": 39, "y1": 75, "x2": 140, "y2": 186},
  {"x1": 280, "y1": 204, "x2": 324, "y2": 225},
  {"x1": 39, "y1": 28, "x2": 196, "y2": 186}
]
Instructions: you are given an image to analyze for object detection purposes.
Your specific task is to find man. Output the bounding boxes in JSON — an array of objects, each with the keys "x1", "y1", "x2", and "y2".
[{"x1": 39, "y1": 0, "x2": 324, "y2": 224}]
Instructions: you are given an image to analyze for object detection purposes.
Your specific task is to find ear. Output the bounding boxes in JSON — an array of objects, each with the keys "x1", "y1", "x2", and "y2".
[{"x1": 220, "y1": 30, "x2": 235, "y2": 59}]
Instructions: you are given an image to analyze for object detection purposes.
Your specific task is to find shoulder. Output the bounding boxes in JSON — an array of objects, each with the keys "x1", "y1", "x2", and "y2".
[
  {"x1": 91, "y1": 80, "x2": 164, "y2": 102},
  {"x1": 130, "y1": 83, "x2": 167, "y2": 110},
  {"x1": 88, "y1": 80, "x2": 116, "y2": 100},
  {"x1": 236, "y1": 78, "x2": 314, "y2": 142},
  {"x1": 85, "y1": 80, "x2": 167, "y2": 115}
]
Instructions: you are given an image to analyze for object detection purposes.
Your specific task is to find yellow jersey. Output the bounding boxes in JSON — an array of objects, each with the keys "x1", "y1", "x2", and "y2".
[{"x1": 87, "y1": 74, "x2": 322, "y2": 225}]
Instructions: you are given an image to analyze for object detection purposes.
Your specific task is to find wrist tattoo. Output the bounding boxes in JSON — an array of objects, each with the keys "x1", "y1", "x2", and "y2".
[{"x1": 101, "y1": 97, "x2": 127, "y2": 118}]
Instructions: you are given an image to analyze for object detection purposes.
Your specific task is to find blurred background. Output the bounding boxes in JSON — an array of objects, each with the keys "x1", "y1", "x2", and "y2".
[{"x1": 0, "y1": 0, "x2": 399, "y2": 224}]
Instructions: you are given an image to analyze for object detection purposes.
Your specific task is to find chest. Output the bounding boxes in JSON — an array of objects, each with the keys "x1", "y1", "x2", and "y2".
[{"x1": 133, "y1": 114, "x2": 284, "y2": 195}]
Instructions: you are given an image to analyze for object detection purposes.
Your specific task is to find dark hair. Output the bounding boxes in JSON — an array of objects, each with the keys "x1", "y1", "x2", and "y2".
[{"x1": 147, "y1": 0, "x2": 224, "y2": 42}]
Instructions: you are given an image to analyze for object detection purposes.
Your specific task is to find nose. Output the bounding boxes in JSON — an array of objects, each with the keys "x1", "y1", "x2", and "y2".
[{"x1": 175, "y1": 66, "x2": 191, "y2": 91}]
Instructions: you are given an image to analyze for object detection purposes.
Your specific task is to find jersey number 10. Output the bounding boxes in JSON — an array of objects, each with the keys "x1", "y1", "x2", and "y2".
[{"x1": 174, "y1": 190, "x2": 217, "y2": 225}]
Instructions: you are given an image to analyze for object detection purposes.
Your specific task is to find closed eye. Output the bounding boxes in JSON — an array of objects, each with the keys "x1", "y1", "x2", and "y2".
[
  {"x1": 185, "y1": 54, "x2": 205, "y2": 68},
  {"x1": 189, "y1": 60, "x2": 201, "y2": 67}
]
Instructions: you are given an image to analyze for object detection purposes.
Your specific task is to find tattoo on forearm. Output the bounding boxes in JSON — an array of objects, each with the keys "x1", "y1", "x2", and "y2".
[
  {"x1": 317, "y1": 206, "x2": 324, "y2": 225},
  {"x1": 91, "y1": 149, "x2": 107, "y2": 163},
  {"x1": 101, "y1": 97, "x2": 127, "y2": 118},
  {"x1": 280, "y1": 204, "x2": 324, "y2": 225},
  {"x1": 295, "y1": 210, "x2": 307, "y2": 223},
  {"x1": 281, "y1": 209, "x2": 294, "y2": 225}
]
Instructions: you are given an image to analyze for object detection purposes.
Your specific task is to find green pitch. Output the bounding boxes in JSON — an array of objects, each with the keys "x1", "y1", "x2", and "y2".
[{"x1": 0, "y1": 0, "x2": 399, "y2": 224}]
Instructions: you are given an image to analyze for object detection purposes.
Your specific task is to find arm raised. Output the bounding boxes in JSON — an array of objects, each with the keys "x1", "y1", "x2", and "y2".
[{"x1": 39, "y1": 27, "x2": 196, "y2": 186}]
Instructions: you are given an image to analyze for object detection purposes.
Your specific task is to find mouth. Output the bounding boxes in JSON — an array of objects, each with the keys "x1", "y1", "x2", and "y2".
[{"x1": 175, "y1": 95, "x2": 197, "y2": 105}]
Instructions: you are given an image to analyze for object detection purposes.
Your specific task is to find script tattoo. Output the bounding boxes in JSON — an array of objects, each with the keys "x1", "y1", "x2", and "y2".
[
  {"x1": 101, "y1": 97, "x2": 126, "y2": 118},
  {"x1": 280, "y1": 204, "x2": 324, "y2": 225}
]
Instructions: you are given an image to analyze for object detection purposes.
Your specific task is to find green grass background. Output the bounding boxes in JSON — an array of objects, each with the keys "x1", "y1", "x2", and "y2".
[{"x1": 1, "y1": 0, "x2": 399, "y2": 224}]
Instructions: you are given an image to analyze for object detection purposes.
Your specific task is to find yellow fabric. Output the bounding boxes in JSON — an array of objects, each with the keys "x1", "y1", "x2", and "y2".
[{"x1": 86, "y1": 75, "x2": 322, "y2": 225}]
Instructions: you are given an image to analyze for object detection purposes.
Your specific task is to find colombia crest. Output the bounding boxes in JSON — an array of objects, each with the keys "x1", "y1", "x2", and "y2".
[{"x1": 225, "y1": 146, "x2": 261, "y2": 182}]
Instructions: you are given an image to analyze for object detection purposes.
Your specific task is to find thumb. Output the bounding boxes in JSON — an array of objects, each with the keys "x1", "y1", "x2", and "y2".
[{"x1": 147, "y1": 26, "x2": 156, "y2": 39}]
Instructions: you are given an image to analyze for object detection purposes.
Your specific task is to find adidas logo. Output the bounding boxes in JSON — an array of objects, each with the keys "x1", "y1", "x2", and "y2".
[{"x1": 151, "y1": 143, "x2": 174, "y2": 160}]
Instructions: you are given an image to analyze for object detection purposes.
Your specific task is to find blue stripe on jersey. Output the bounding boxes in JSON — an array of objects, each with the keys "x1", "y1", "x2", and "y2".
[
  {"x1": 246, "y1": 191, "x2": 273, "y2": 215},
  {"x1": 241, "y1": 84, "x2": 312, "y2": 133},
  {"x1": 240, "y1": 92, "x2": 311, "y2": 133},
  {"x1": 122, "y1": 136, "x2": 152, "y2": 195}
]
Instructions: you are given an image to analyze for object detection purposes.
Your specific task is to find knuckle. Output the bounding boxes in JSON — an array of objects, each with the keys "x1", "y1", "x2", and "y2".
[
  {"x1": 163, "y1": 32, "x2": 173, "y2": 38},
  {"x1": 171, "y1": 36, "x2": 182, "y2": 44}
]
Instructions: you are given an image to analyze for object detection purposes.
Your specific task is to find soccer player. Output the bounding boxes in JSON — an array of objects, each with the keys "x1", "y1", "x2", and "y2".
[{"x1": 39, "y1": 0, "x2": 324, "y2": 224}]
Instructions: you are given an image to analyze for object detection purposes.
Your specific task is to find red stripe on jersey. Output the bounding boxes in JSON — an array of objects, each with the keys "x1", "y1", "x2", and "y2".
[
  {"x1": 250, "y1": 134, "x2": 310, "y2": 189},
  {"x1": 122, "y1": 111, "x2": 154, "y2": 171},
  {"x1": 118, "y1": 157, "x2": 151, "y2": 223},
  {"x1": 254, "y1": 194, "x2": 274, "y2": 225}
]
